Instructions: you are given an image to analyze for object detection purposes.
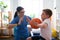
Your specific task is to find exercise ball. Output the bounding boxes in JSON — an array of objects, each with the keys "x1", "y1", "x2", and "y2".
[
  {"x1": 52, "y1": 28, "x2": 57, "y2": 38},
  {"x1": 30, "y1": 18, "x2": 42, "y2": 29}
]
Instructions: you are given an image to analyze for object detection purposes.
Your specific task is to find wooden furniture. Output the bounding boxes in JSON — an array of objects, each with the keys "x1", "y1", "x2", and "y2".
[
  {"x1": 0, "y1": 12, "x2": 12, "y2": 38},
  {"x1": 0, "y1": 28, "x2": 12, "y2": 38}
]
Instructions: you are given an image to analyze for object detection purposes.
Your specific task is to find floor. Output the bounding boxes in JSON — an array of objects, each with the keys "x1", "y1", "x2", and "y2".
[{"x1": 0, "y1": 36, "x2": 14, "y2": 40}]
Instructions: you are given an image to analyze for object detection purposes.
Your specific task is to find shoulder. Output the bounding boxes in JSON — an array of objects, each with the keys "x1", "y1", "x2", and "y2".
[
  {"x1": 12, "y1": 16, "x2": 19, "y2": 22},
  {"x1": 44, "y1": 18, "x2": 50, "y2": 22},
  {"x1": 43, "y1": 18, "x2": 51, "y2": 24},
  {"x1": 14, "y1": 16, "x2": 19, "y2": 19}
]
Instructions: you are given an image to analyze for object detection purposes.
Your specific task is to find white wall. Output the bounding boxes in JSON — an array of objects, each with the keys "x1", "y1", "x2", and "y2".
[
  {"x1": 43, "y1": 0, "x2": 54, "y2": 10},
  {"x1": 56, "y1": 0, "x2": 60, "y2": 13},
  {"x1": 10, "y1": 0, "x2": 18, "y2": 13},
  {"x1": 56, "y1": 1, "x2": 60, "y2": 38}
]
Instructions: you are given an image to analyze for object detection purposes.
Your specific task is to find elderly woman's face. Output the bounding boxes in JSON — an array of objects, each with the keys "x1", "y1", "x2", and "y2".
[{"x1": 18, "y1": 9, "x2": 25, "y2": 17}]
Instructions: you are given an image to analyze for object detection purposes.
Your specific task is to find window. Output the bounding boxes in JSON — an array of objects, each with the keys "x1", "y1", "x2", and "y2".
[{"x1": 18, "y1": 0, "x2": 43, "y2": 19}]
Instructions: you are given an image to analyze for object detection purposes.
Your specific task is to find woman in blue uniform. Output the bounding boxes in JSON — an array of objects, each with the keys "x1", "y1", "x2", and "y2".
[{"x1": 8, "y1": 6, "x2": 31, "y2": 40}]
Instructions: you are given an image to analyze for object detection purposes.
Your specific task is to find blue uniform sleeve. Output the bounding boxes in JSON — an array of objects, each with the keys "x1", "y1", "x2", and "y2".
[{"x1": 10, "y1": 17, "x2": 18, "y2": 24}]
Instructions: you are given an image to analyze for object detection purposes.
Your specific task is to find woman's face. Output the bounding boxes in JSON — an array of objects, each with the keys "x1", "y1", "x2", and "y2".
[{"x1": 18, "y1": 9, "x2": 25, "y2": 17}]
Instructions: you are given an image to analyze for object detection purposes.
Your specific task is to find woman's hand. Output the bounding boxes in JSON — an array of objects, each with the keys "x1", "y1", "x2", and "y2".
[{"x1": 26, "y1": 17, "x2": 31, "y2": 23}]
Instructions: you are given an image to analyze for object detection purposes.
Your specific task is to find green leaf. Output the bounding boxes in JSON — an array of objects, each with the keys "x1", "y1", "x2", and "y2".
[
  {"x1": 0, "y1": 1, "x2": 7, "y2": 9},
  {"x1": 3, "y1": 5, "x2": 7, "y2": 8},
  {"x1": 0, "y1": 1, "x2": 4, "y2": 5}
]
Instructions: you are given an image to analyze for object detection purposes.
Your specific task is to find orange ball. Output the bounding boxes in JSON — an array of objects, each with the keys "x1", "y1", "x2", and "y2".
[{"x1": 30, "y1": 18, "x2": 42, "y2": 29}]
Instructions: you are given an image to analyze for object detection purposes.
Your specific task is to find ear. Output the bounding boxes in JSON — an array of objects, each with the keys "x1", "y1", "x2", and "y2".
[{"x1": 47, "y1": 15, "x2": 49, "y2": 18}]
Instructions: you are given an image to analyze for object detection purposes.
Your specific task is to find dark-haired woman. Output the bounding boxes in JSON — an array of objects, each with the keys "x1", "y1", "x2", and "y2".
[{"x1": 8, "y1": 6, "x2": 31, "y2": 40}]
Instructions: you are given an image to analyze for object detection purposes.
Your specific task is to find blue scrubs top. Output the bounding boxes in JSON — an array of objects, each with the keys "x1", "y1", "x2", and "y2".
[{"x1": 10, "y1": 15, "x2": 31, "y2": 40}]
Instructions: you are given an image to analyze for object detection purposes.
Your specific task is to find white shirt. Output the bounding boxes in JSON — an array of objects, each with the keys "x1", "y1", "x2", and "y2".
[{"x1": 40, "y1": 18, "x2": 52, "y2": 40}]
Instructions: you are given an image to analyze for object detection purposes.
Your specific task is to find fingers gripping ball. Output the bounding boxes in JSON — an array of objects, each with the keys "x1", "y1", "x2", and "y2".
[{"x1": 30, "y1": 18, "x2": 42, "y2": 29}]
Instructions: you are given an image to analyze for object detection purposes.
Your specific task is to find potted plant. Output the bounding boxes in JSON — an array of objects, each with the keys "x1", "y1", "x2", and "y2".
[{"x1": 0, "y1": 1, "x2": 7, "y2": 12}]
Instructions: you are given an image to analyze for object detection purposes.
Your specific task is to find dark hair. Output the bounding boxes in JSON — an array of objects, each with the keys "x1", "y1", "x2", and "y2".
[
  {"x1": 14, "y1": 6, "x2": 24, "y2": 18},
  {"x1": 43, "y1": 9, "x2": 52, "y2": 18}
]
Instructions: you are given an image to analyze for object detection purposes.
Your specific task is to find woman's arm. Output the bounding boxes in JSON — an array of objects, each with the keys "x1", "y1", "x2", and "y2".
[
  {"x1": 7, "y1": 24, "x2": 17, "y2": 29},
  {"x1": 8, "y1": 17, "x2": 23, "y2": 29}
]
